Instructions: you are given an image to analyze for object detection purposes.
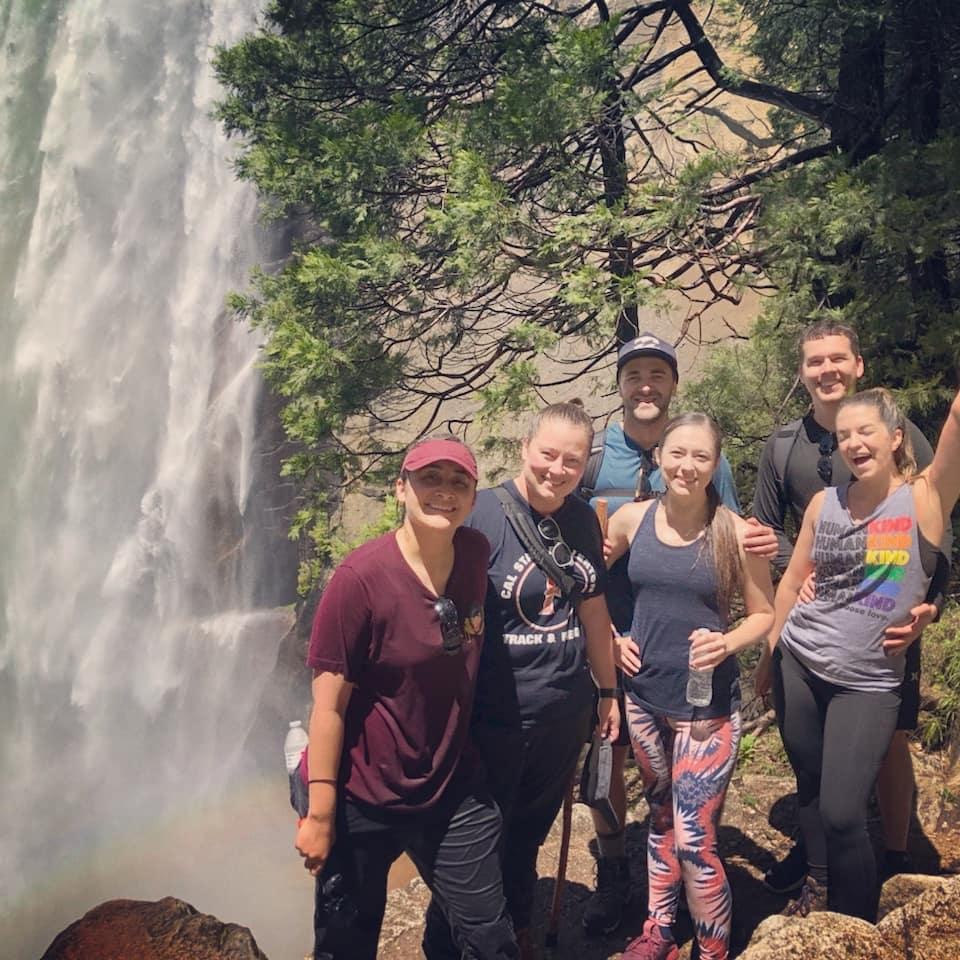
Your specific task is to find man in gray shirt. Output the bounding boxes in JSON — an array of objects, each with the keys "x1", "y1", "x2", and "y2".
[{"x1": 753, "y1": 321, "x2": 948, "y2": 891}]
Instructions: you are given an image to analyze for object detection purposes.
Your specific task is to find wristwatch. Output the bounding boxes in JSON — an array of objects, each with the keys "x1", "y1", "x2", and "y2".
[{"x1": 598, "y1": 688, "x2": 618, "y2": 699}]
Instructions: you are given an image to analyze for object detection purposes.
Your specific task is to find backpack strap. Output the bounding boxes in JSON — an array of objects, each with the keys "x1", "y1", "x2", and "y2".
[
  {"x1": 578, "y1": 428, "x2": 607, "y2": 500},
  {"x1": 771, "y1": 417, "x2": 804, "y2": 530},
  {"x1": 493, "y1": 487, "x2": 581, "y2": 603}
]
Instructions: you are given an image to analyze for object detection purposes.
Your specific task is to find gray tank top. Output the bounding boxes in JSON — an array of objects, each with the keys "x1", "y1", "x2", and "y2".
[
  {"x1": 781, "y1": 483, "x2": 933, "y2": 691},
  {"x1": 624, "y1": 501, "x2": 739, "y2": 720}
]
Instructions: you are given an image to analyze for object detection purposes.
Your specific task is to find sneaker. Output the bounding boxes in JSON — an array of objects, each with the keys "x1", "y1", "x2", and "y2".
[
  {"x1": 781, "y1": 876, "x2": 828, "y2": 917},
  {"x1": 581, "y1": 856, "x2": 631, "y2": 935},
  {"x1": 763, "y1": 840, "x2": 808, "y2": 894},
  {"x1": 622, "y1": 919, "x2": 679, "y2": 960}
]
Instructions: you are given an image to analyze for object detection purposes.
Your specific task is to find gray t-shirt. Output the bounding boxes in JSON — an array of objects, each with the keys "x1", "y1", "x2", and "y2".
[{"x1": 781, "y1": 483, "x2": 935, "y2": 691}]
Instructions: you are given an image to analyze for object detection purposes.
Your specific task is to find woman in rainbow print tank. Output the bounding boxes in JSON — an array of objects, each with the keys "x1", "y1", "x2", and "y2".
[{"x1": 757, "y1": 386, "x2": 960, "y2": 922}]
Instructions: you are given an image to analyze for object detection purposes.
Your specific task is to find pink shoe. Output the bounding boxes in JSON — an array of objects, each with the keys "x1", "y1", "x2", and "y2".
[{"x1": 622, "y1": 919, "x2": 679, "y2": 960}]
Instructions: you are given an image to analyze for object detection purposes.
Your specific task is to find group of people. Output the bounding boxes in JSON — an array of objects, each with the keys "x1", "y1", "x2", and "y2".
[{"x1": 292, "y1": 323, "x2": 960, "y2": 960}]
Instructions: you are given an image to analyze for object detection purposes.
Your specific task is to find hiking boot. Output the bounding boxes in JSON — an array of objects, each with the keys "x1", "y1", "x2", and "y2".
[
  {"x1": 622, "y1": 919, "x2": 679, "y2": 960},
  {"x1": 880, "y1": 850, "x2": 913, "y2": 881},
  {"x1": 763, "y1": 840, "x2": 808, "y2": 894},
  {"x1": 781, "y1": 876, "x2": 828, "y2": 918},
  {"x1": 581, "y1": 856, "x2": 631, "y2": 935}
]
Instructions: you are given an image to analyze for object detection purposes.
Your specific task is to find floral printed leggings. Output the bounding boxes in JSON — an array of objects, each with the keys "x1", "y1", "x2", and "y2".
[{"x1": 626, "y1": 700, "x2": 741, "y2": 960}]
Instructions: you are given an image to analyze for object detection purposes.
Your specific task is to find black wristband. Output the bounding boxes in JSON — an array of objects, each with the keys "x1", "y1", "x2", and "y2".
[{"x1": 598, "y1": 687, "x2": 618, "y2": 699}]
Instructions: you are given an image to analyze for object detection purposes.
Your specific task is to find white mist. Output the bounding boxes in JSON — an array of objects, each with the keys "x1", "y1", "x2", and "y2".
[{"x1": 0, "y1": 1, "x2": 310, "y2": 956}]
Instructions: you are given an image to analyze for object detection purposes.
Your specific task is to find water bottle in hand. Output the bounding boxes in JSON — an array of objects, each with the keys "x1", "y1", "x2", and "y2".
[
  {"x1": 686, "y1": 629, "x2": 714, "y2": 707},
  {"x1": 284, "y1": 720, "x2": 308, "y2": 773},
  {"x1": 284, "y1": 720, "x2": 309, "y2": 817}
]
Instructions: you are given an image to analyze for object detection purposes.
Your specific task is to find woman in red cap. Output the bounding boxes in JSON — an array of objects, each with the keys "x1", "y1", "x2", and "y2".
[{"x1": 295, "y1": 435, "x2": 519, "y2": 960}]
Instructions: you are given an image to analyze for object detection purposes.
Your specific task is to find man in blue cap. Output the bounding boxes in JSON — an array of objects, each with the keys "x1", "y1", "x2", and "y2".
[{"x1": 579, "y1": 332, "x2": 777, "y2": 935}]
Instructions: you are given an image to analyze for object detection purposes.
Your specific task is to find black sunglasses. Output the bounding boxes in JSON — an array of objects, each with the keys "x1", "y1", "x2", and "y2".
[
  {"x1": 635, "y1": 448, "x2": 657, "y2": 502},
  {"x1": 817, "y1": 434, "x2": 836, "y2": 485},
  {"x1": 537, "y1": 516, "x2": 575, "y2": 568},
  {"x1": 433, "y1": 597, "x2": 463, "y2": 655}
]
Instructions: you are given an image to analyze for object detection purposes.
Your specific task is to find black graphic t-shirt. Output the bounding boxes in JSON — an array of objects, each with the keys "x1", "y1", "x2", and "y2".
[{"x1": 468, "y1": 481, "x2": 607, "y2": 729}]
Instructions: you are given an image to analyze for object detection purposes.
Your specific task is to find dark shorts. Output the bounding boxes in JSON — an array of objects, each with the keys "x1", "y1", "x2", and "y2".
[{"x1": 896, "y1": 639, "x2": 922, "y2": 731}]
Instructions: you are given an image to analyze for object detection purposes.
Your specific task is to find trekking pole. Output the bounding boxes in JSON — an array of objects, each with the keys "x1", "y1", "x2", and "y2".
[
  {"x1": 546, "y1": 497, "x2": 609, "y2": 950},
  {"x1": 545, "y1": 775, "x2": 575, "y2": 949}
]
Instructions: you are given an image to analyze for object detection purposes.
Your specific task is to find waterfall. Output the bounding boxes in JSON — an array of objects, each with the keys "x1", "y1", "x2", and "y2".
[{"x1": 0, "y1": 1, "x2": 306, "y2": 955}]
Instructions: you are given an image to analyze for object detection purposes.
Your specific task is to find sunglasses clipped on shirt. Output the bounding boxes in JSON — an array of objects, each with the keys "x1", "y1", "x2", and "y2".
[
  {"x1": 536, "y1": 516, "x2": 575, "y2": 568},
  {"x1": 817, "y1": 433, "x2": 836, "y2": 485},
  {"x1": 433, "y1": 596, "x2": 463, "y2": 655},
  {"x1": 634, "y1": 446, "x2": 657, "y2": 501}
]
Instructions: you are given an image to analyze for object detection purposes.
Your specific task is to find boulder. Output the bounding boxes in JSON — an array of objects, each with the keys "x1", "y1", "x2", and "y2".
[
  {"x1": 877, "y1": 872, "x2": 950, "y2": 920},
  {"x1": 736, "y1": 912, "x2": 899, "y2": 960},
  {"x1": 40, "y1": 897, "x2": 268, "y2": 960},
  {"x1": 877, "y1": 874, "x2": 960, "y2": 959}
]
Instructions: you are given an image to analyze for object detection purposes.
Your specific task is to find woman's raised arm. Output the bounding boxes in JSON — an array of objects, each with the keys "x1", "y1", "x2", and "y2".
[{"x1": 926, "y1": 387, "x2": 960, "y2": 521}]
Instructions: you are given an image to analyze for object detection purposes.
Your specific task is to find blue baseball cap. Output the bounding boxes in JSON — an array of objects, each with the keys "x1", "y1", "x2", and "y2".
[{"x1": 616, "y1": 332, "x2": 679, "y2": 381}]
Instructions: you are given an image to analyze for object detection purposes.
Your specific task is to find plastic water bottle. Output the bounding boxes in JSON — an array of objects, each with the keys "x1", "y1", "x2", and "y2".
[
  {"x1": 284, "y1": 720, "x2": 309, "y2": 818},
  {"x1": 686, "y1": 629, "x2": 714, "y2": 707},
  {"x1": 284, "y1": 720, "x2": 308, "y2": 774}
]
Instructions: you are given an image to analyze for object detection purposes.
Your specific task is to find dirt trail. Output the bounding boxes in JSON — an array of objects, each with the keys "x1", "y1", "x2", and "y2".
[{"x1": 377, "y1": 738, "x2": 960, "y2": 959}]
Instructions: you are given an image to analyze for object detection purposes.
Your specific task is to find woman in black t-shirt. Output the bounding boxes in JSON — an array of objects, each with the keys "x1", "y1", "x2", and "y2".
[{"x1": 424, "y1": 402, "x2": 620, "y2": 959}]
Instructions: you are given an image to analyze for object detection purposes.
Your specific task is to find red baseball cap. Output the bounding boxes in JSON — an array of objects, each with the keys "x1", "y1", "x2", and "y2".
[{"x1": 401, "y1": 439, "x2": 479, "y2": 480}]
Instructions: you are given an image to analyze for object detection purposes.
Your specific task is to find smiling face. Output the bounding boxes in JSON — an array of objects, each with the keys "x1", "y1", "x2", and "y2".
[
  {"x1": 618, "y1": 356, "x2": 677, "y2": 427},
  {"x1": 518, "y1": 418, "x2": 592, "y2": 512},
  {"x1": 836, "y1": 403, "x2": 902, "y2": 482},
  {"x1": 395, "y1": 460, "x2": 477, "y2": 532},
  {"x1": 799, "y1": 333, "x2": 864, "y2": 411},
  {"x1": 658, "y1": 422, "x2": 719, "y2": 501}
]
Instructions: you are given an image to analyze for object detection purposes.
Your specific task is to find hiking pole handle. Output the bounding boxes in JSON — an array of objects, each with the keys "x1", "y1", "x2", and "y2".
[{"x1": 595, "y1": 497, "x2": 609, "y2": 536}]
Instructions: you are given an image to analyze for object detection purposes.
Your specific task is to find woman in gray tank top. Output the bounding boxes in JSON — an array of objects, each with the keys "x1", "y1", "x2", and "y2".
[
  {"x1": 605, "y1": 413, "x2": 774, "y2": 960},
  {"x1": 757, "y1": 386, "x2": 960, "y2": 922}
]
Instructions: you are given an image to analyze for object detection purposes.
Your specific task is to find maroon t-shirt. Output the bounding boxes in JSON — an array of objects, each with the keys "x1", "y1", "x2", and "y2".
[{"x1": 306, "y1": 527, "x2": 490, "y2": 812}]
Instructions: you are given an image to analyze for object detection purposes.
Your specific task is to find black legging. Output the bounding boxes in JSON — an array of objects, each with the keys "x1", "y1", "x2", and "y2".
[{"x1": 773, "y1": 644, "x2": 900, "y2": 921}]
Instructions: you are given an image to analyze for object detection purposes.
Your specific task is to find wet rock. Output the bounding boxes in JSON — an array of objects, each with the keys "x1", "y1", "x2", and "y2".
[
  {"x1": 876, "y1": 874, "x2": 960, "y2": 959},
  {"x1": 40, "y1": 897, "x2": 268, "y2": 960}
]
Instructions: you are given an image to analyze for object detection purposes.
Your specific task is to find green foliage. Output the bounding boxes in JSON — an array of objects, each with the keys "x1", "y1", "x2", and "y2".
[
  {"x1": 215, "y1": 0, "x2": 960, "y2": 591},
  {"x1": 679, "y1": 324, "x2": 804, "y2": 508},
  {"x1": 920, "y1": 603, "x2": 960, "y2": 750},
  {"x1": 214, "y1": 0, "x2": 761, "y2": 588},
  {"x1": 292, "y1": 495, "x2": 402, "y2": 596},
  {"x1": 737, "y1": 732, "x2": 758, "y2": 765},
  {"x1": 754, "y1": 140, "x2": 960, "y2": 438}
]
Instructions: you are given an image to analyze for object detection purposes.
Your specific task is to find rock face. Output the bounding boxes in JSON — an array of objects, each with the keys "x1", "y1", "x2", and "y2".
[
  {"x1": 731, "y1": 875, "x2": 960, "y2": 960},
  {"x1": 40, "y1": 897, "x2": 269, "y2": 960},
  {"x1": 737, "y1": 912, "x2": 900, "y2": 960},
  {"x1": 877, "y1": 872, "x2": 950, "y2": 920},
  {"x1": 876, "y1": 874, "x2": 960, "y2": 960}
]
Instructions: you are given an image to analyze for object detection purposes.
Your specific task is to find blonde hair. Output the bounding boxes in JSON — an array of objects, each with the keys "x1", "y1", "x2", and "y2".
[
  {"x1": 660, "y1": 413, "x2": 742, "y2": 621},
  {"x1": 837, "y1": 388, "x2": 917, "y2": 479},
  {"x1": 524, "y1": 401, "x2": 595, "y2": 446}
]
